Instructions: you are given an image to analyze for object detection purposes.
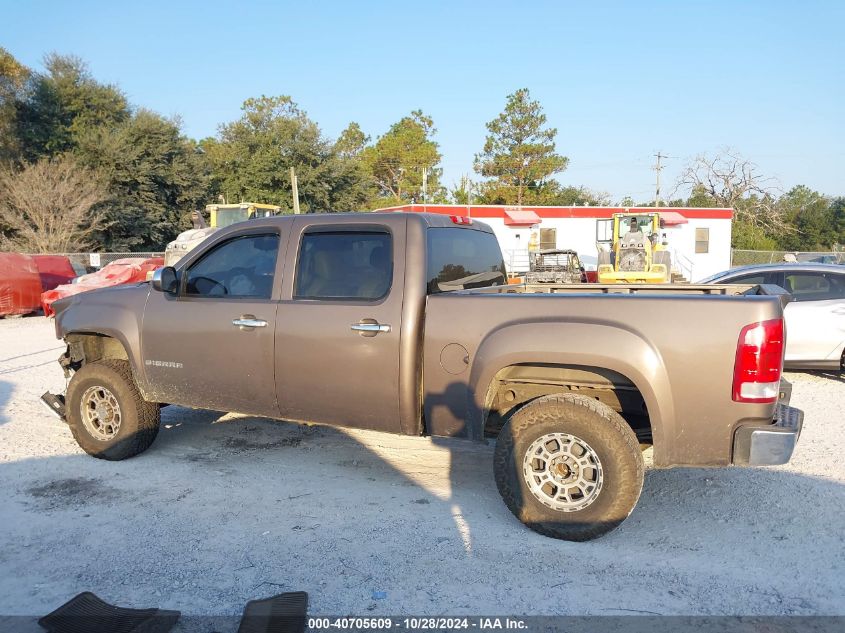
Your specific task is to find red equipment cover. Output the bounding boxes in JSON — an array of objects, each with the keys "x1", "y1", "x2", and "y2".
[
  {"x1": 31, "y1": 255, "x2": 77, "y2": 291},
  {"x1": 41, "y1": 257, "x2": 163, "y2": 317},
  {"x1": 0, "y1": 253, "x2": 43, "y2": 316}
]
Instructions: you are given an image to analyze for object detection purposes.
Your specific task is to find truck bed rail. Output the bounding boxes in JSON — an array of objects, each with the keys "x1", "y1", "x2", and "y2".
[{"x1": 461, "y1": 283, "x2": 791, "y2": 303}]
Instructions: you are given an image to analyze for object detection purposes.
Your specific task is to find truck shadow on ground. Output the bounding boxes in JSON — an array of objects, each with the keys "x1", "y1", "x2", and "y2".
[
  {"x1": 2, "y1": 405, "x2": 843, "y2": 621},
  {"x1": 0, "y1": 380, "x2": 12, "y2": 425}
]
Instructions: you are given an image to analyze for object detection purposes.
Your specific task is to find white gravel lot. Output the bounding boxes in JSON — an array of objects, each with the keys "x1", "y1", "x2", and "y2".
[{"x1": 0, "y1": 316, "x2": 843, "y2": 624}]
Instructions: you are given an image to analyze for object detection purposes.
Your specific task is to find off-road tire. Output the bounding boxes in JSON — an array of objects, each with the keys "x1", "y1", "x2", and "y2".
[
  {"x1": 66, "y1": 360, "x2": 160, "y2": 460},
  {"x1": 494, "y1": 393, "x2": 644, "y2": 541}
]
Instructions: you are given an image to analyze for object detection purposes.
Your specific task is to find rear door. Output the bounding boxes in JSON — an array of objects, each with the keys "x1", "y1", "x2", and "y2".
[
  {"x1": 141, "y1": 229, "x2": 285, "y2": 417},
  {"x1": 274, "y1": 217, "x2": 405, "y2": 431}
]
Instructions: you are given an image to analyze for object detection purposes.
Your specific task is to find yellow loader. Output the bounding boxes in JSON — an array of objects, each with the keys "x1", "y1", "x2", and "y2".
[
  {"x1": 596, "y1": 212, "x2": 672, "y2": 284},
  {"x1": 164, "y1": 203, "x2": 282, "y2": 266}
]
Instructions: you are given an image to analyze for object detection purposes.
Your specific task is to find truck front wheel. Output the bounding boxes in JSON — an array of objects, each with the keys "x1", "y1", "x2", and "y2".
[
  {"x1": 493, "y1": 393, "x2": 644, "y2": 541},
  {"x1": 66, "y1": 360, "x2": 160, "y2": 461}
]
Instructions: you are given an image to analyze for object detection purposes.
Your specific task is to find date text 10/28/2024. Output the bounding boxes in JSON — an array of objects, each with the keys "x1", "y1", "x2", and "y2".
[{"x1": 307, "y1": 618, "x2": 527, "y2": 630}]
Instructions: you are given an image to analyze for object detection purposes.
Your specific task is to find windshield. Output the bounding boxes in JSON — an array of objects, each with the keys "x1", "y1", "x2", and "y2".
[
  {"x1": 618, "y1": 214, "x2": 655, "y2": 238},
  {"x1": 697, "y1": 270, "x2": 733, "y2": 283},
  {"x1": 216, "y1": 208, "x2": 251, "y2": 228}
]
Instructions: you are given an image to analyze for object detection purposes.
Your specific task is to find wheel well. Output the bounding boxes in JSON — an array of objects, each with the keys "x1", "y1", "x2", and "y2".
[
  {"x1": 65, "y1": 333, "x2": 129, "y2": 369},
  {"x1": 483, "y1": 363, "x2": 652, "y2": 444}
]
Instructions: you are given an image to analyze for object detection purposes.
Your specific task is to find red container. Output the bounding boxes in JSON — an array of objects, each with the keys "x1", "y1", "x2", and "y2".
[{"x1": 0, "y1": 253, "x2": 43, "y2": 316}]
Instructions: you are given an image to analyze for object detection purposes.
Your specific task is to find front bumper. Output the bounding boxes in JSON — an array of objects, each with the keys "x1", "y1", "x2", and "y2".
[{"x1": 733, "y1": 399, "x2": 804, "y2": 466}]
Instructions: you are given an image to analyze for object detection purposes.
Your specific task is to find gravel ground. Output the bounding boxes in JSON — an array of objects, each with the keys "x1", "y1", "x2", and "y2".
[{"x1": 0, "y1": 316, "x2": 843, "y2": 625}]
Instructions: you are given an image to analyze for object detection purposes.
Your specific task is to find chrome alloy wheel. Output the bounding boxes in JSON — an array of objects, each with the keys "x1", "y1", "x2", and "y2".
[
  {"x1": 522, "y1": 432, "x2": 604, "y2": 512},
  {"x1": 80, "y1": 385, "x2": 122, "y2": 441}
]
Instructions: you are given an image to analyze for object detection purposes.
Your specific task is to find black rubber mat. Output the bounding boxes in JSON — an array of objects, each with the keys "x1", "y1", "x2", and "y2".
[
  {"x1": 237, "y1": 591, "x2": 308, "y2": 633},
  {"x1": 38, "y1": 592, "x2": 179, "y2": 633}
]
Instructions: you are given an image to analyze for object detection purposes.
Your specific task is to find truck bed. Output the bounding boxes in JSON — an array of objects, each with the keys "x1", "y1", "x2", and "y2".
[{"x1": 423, "y1": 281, "x2": 790, "y2": 466}]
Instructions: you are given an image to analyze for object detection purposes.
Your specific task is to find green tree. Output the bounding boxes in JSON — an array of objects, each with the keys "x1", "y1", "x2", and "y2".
[
  {"x1": 204, "y1": 96, "x2": 371, "y2": 213},
  {"x1": 474, "y1": 88, "x2": 568, "y2": 206},
  {"x1": 16, "y1": 54, "x2": 129, "y2": 161},
  {"x1": 731, "y1": 220, "x2": 779, "y2": 250},
  {"x1": 830, "y1": 198, "x2": 845, "y2": 246},
  {"x1": 541, "y1": 183, "x2": 609, "y2": 206},
  {"x1": 336, "y1": 122, "x2": 369, "y2": 158},
  {"x1": 0, "y1": 53, "x2": 208, "y2": 250},
  {"x1": 450, "y1": 175, "x2": 477, "y2": 205},
  {"x1": 0, "y1": 48, "x2": 31, "y2": 163},
  {"x1": 775, "y1": 185, "x2": 834, "y2": 250},
  {"x1": 76, "y1": 110, "x2": 211, "y2": 250},
  {"x1": 360, "y1": 110, "x2": 444, "y2": 207}
]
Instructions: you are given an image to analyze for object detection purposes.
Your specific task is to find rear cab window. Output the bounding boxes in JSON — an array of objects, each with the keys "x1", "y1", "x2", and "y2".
[{"x1": 426, "y1": 227, "x2": 507, "y2": 294}]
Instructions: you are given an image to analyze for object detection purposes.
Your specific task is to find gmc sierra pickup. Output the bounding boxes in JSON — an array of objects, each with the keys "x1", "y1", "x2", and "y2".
[{"x1": 44, "y1": 212, "x2": 804, "y2": 541}]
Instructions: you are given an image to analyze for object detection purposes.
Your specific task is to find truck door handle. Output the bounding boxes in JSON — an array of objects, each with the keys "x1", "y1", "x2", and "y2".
[
  {"x1": 350, "y1": 321, "x2": 391, "y2": 336},
  {"x1": 232, "y1": 315, "x2": 267, "y2": 330}
]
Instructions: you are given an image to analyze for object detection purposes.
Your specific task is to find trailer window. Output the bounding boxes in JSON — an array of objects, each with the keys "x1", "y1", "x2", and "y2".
[
  {"x1": 695, "y1": 228, "x2": 710, "y2": 254},
  {"x1": 539, "y1": 228, "x2": 557, "y2": 250},
  {"x1": 427, "y1": 228, "x2": 507, "y2": 294}
]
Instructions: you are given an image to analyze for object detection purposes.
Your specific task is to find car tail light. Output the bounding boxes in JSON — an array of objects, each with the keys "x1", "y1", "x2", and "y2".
[
  {"x1": 732, "y1": 319, "x2": 784, "y2": 403},
  {"x1": 450, "y1": 215, "x2": 473, "y2": 225}
]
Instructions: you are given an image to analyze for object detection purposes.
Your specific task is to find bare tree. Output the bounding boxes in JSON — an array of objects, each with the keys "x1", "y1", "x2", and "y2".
[
  {"x1": 674, "y1": 149, "x2": 789, "y2": 232},
  {"x1": 0, "y1": 155, "x2": 109, "y2": 253}
]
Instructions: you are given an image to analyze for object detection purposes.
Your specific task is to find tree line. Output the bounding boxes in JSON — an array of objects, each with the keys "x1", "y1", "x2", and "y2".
[{"x1": 0, "y1": 48, "x2": 842, "y2": 253}]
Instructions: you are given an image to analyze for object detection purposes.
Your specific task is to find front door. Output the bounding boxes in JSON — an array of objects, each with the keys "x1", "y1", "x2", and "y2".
[
  {"x1": 141, "y1": 230, "x2": 283, "y2": 417},
  {"x1": 274, "y1": 217, "x2": 405, "y2": 432}
]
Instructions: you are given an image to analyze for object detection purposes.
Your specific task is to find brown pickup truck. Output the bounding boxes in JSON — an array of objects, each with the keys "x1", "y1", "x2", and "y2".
[{"x1": 44, "y1": 212, "x2": 803, "y2": 541}]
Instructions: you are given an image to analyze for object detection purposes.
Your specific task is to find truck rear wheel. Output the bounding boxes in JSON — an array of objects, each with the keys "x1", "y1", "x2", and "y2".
[
  {"x1": 66, "y1": 360, "x2": 160, "y2": 461},
  {"x1": 493, "y1": 393, "x2": 644, "y2": 541}
]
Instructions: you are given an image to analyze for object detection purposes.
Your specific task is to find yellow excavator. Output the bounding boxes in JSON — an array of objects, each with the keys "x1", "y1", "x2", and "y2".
[
  {"x1": 164, "y1": 203, "x2": 282, "y2": 266},
  {"x1": 596, "y1": 212, "x2": 672, "y2": 284}
]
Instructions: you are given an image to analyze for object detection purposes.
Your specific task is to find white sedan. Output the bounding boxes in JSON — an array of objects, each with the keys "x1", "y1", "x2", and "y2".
[{"x1": 700, "y1": 263, "x2": 845, "y2": 371}]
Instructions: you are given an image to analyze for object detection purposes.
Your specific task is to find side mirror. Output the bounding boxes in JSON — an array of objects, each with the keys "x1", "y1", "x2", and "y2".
[{"x1": 151, "y1": 266, "x2": 179, "y2": 295}]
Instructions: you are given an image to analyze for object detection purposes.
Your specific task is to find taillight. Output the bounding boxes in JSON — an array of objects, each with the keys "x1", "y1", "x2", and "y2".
[
  {"x1": 732, "y1": 319, "x2": 784, "y2": 403},
  {"x1": 450, "y1": 215, "x2": 473, "y2": 225}
]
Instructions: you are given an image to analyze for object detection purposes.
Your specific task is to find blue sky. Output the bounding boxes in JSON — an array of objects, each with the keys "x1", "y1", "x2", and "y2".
[{"x1": 4, "y1": 0, "x2": 844, "y2": 202}]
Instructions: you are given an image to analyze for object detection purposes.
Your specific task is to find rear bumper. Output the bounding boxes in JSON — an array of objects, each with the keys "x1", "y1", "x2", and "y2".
[{"x1": 732, "y1": 403, "x2": 803, "y2": 466}]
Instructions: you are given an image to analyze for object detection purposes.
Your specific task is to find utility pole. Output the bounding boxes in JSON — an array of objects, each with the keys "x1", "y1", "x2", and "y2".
[
  {"x1": 290, "y1": 167, "x2": 301, "y2": 215},
  {"x1": 421, "y1": 167, "x2": 428, "y2": 206},
  {"x1": 653, "y1": 152, "x2": 668, "y2": 208}
]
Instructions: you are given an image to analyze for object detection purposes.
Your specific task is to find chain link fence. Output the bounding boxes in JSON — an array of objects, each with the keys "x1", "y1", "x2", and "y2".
[
  {"x1": 731, "y1": 249, "x2": 845, "y2": 267},
  {"x1": 48, "y1": 252, "x2": 164, "y2": 275}
]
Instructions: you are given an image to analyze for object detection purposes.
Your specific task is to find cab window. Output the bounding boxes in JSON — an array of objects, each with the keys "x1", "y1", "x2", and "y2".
[
  {"x1": 427, "y1": 228, "x2": 507, "y2": 294},
  {"x1": 294, "y1": 230, "x2": 392, "y2": 300},
  {"x1": 184, "y1": 234, "x2": 279, "y2": 298}
]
